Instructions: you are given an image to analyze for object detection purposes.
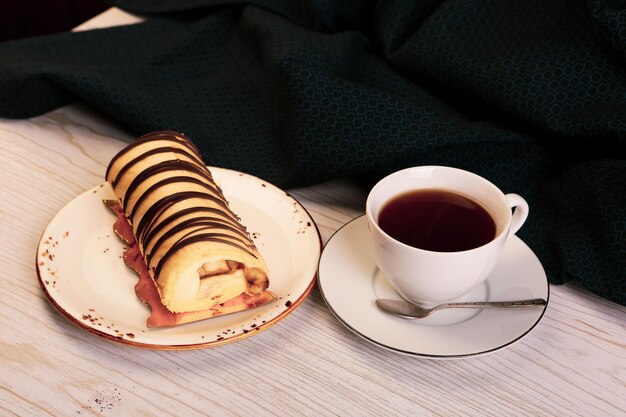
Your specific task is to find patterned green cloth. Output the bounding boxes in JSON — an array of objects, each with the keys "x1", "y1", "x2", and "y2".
[{"x1": 0, "y1": 0, "x2": 624, "y2": 304}]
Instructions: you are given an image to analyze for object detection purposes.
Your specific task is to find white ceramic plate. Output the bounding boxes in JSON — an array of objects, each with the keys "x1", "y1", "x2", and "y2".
[
  {"x1": 318, "y1": 216, "x2": 549, "y2": 359},
  {"x1": 37, "y1": 167, "x2": 321, "y2": 350}
]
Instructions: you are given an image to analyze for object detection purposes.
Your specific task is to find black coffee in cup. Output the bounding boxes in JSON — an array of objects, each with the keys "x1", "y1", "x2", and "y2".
[{"x1": 378, "y1": 189, "x2": 496, "y2": 252}]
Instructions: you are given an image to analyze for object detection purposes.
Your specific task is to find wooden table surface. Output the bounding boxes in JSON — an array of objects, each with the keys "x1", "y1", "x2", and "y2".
[{"x1": 1, "y1": 9, "x2": 624, "y2": 417}]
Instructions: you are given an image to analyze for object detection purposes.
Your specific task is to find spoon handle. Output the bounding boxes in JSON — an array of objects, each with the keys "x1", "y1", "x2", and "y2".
[{"x1": 440, "y1": 298, "x2": 547, "y2": 310}]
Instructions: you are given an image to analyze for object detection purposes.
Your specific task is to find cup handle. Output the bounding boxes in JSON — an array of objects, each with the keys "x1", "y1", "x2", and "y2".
[{"x1": 505, "y1": 193, "x2": 529, "y2": 236}]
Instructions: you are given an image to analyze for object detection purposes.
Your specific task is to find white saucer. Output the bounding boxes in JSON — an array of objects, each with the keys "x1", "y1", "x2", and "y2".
[{"x1": 318, "y1": 215, "x2": 549, "y2": 359}]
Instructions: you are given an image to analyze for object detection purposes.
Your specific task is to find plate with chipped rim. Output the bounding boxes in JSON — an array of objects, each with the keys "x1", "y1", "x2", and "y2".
[{"x1": 37, "y1": 167, "x2": 322, "y2": 350}]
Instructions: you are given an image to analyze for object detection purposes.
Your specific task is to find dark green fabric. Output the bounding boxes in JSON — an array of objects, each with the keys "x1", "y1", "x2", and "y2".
[{"x1": 0, "y1": 0, "x2": 624, "y2": 305}]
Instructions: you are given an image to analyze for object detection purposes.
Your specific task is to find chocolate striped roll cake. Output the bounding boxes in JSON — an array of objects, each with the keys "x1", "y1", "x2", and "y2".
[{"x1": 105, "y1": 131, "x2": 275, "y2": 327}]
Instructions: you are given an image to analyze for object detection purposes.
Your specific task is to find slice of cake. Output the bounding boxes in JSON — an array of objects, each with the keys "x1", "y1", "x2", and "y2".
[{"x1": 105, "y1": 130, "x2": 275, "y2": 327}]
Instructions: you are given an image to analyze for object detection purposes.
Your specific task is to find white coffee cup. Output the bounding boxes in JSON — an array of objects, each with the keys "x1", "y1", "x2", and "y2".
[{"x1": 365, "y1": 166, "x2": 529, "y2": 305}]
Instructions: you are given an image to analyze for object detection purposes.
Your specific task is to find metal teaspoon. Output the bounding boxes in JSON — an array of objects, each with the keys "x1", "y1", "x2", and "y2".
[{"x1": 375, "y1": 298, "x2": 547, "y2": 319}]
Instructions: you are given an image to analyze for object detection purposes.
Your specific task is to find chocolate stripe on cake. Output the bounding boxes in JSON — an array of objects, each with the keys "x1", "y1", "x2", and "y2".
[
  {"x1": 128, "y1": 176, "x2": 223, "y2": 221},
  {"x1": 142, "y1": 206, "x2": 247, "y2": 252},
  {"x1": 111, "y1": 147, "x2": 204, "y2": 188},
  {"x1": 146, "y1": 218, "x2": 255, "y2": 263},
  {"x1": 105, "y1": 131, "x2": 202, "y2": 180},
  {"x1": 135, "y1": 191, "x2": 235, "y2": 243},
  {"x1": 155, "y1": 233, "x2": 259, "y2": 278},
  {"x1": 121, "y1": 159, "x2": 221, "y2": 208}
]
